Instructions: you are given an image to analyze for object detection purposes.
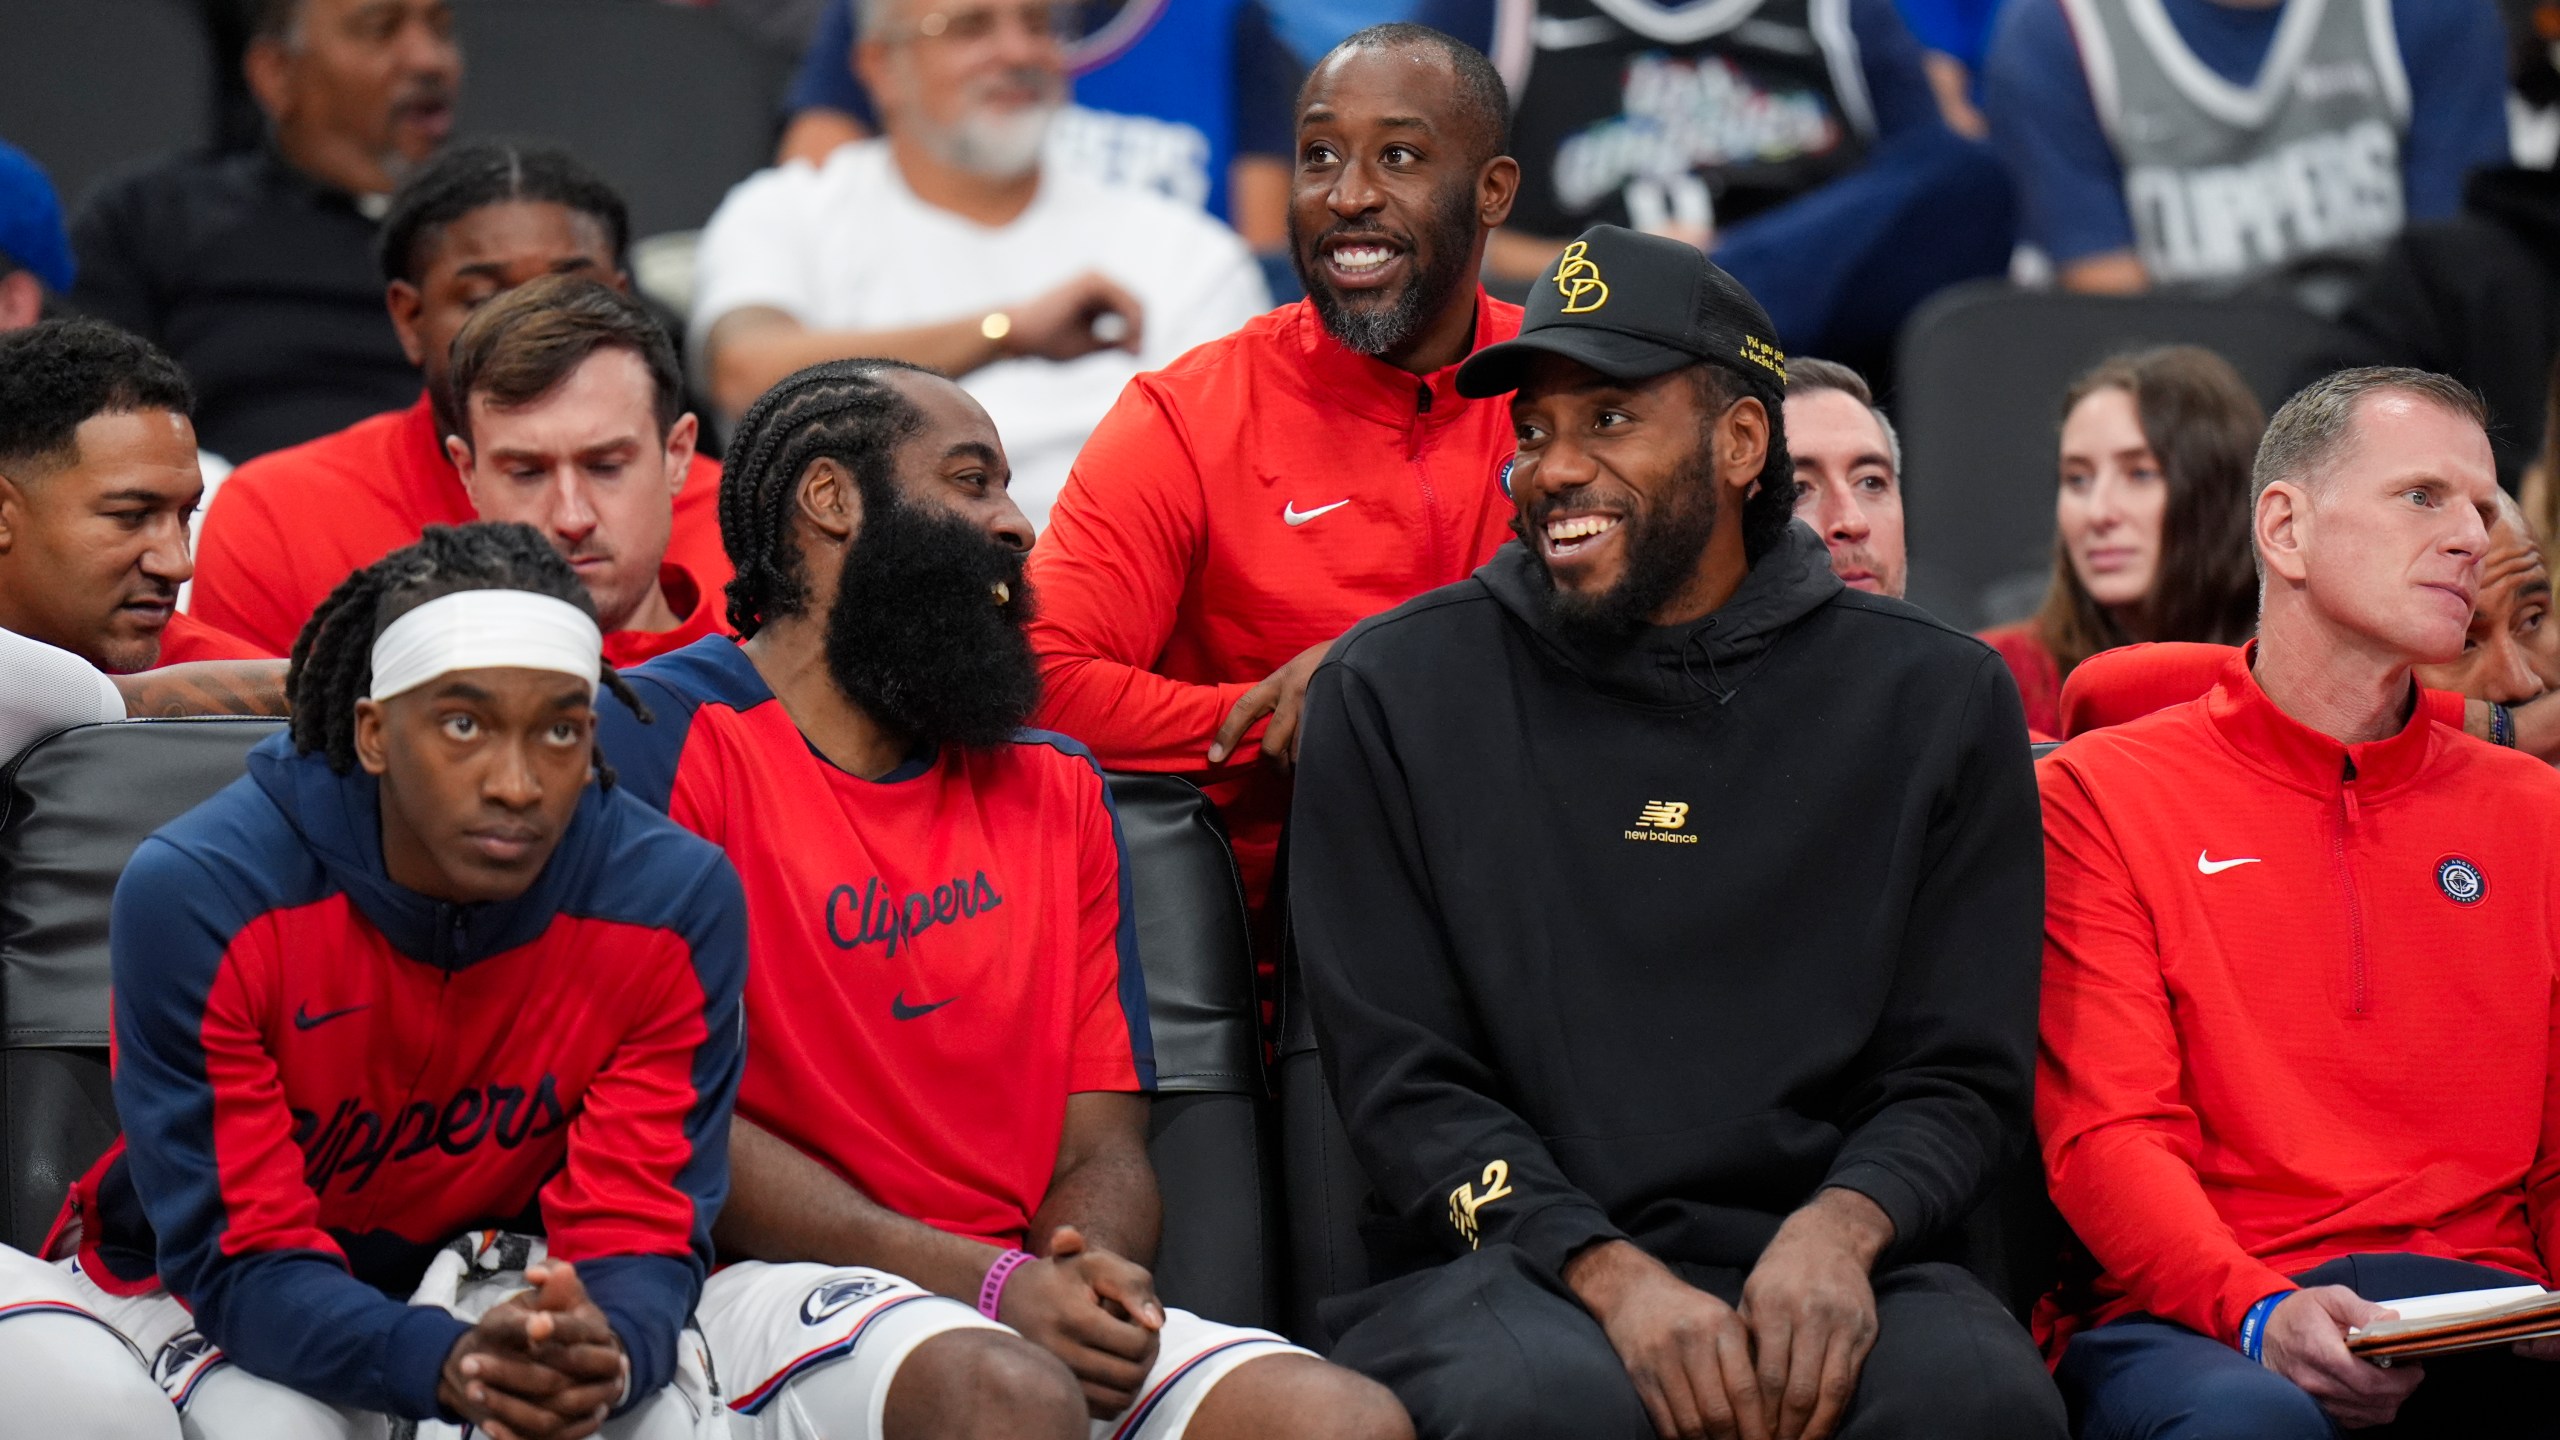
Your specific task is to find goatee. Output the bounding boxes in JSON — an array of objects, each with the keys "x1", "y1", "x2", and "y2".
[
  {"x1": 1294, "y1": 178, "x2": 1480, "y2": 358},
  {"x1": 822, "y1": 487, "x2": 1042, "y2": 751},
  {"x1": 1538, "y1": 443, "x2": 1722, "y2": 642}
]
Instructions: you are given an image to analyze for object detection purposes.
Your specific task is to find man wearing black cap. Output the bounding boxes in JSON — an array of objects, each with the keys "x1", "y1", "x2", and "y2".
[{"x1": 1292, "y1": 225, "x2": 2063, "y2": 1440}]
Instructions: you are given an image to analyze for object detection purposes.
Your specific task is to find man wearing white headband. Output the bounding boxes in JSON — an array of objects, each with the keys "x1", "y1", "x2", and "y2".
[{"x1": 0, "y1": 522, "x2": 748, "y2": 1440}]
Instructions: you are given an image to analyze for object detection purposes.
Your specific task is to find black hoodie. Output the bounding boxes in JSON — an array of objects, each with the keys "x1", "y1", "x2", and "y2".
[{"x1": 1292, "y1": 524, "x2": 2042, "y2": 1283}]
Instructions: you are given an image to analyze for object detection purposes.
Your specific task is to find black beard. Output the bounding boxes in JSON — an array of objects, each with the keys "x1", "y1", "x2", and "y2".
[
  {"x1": 1292, "y1": 178, "x2": 1480, "y2": 358},
  {"x1": 822, "y1": 487, "x2": 1040, "y2": 751},
  {"x1": 1538, "y1": 443, "x2": 1722, "y2": 642}
]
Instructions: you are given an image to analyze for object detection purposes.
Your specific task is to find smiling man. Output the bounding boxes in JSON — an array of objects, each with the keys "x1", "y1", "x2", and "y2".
[
  {"x1": 1027, "y1": 23, "x2": 1525, "y2": 924},
  {"x1": 445, "y1": 275, "x2": 726, "y2": 668},
  {"x1": 0, "y1": 320, "x2": 272, "y2": 675},
  {"x1": 1293, "y1": 224, "x2": 2063, "y2": 1440},
  {"x1": 2039, "y1": 369, "x2": 2560, "y2": 1439},
  {"x1": 0, "y1": 523, "x2": 745, "y2": 1440}
]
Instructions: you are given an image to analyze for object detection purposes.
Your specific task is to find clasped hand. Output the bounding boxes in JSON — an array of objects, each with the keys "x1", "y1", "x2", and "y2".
[
  {"x1": 437, "y1": 1259, "x2": 628, "y2": 1440},
  {"x1": 1571, "y1": 1206, "x2": 1885, "y2": 1440},
  {"x1": 998, "y1": 1224, "x2": 1167, "y2": 1419}
]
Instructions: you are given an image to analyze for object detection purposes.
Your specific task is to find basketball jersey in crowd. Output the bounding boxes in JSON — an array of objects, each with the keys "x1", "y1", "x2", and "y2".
[
  {"x1": 1501, "y1": 0, "x2": 1875, "y2": 238},
  {"x1": 2060, "y1": 0, "x2": 2409, "y2": 289}
]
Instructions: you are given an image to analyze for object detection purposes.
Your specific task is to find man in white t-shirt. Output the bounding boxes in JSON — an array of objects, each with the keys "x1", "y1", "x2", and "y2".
[{"x1": 692, "y1": 0, "x2": 1269, "y2": 529}]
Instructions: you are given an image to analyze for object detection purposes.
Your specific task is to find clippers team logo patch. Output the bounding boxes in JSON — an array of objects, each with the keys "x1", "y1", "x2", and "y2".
[
  {"x1": 801, "y1": 1274, "x2": 896, "y2": 1326},
  {"x1": 2437, "y1": 855, "x2": 2486, "y2": 905},
  {"x1": 1553, "y1": 241, "x2": 1609, "y2": 313},
  {"x1": 1497, "y1": 456, "x2": 1515, "y2": 499},
  {"x1": 1626, "y1": 799, "x2": 1698, "y2": 843}
]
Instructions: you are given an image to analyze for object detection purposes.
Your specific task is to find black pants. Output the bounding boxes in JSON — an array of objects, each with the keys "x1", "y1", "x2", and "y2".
[{"x1": 1326, "y1": 1244, "x2": 2066, "y2": 1440}]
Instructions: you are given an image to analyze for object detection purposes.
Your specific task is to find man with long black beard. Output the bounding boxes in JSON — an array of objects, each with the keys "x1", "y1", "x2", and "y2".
[
  {"x1": 595, "y1": 360, "x2": 1411, "y2": 1440},
  {"x1": 1025, "y1": 23, "x2": 1524, "y2": 925},
  {"x1": 1293, "y1": 226, "x2": 2067, "y2": 1440}
]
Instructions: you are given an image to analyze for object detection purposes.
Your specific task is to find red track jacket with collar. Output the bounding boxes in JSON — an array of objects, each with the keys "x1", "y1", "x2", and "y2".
[
  {"x1": 2036, "y1": 645, "x2": 2560, "y2": 1352},
  {"x1": 1026, "y1": 291, "x2": 1524, "y2": 908}
]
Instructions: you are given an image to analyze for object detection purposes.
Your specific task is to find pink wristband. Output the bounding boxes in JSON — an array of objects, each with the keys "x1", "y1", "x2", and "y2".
[{"x1": 978, "y1": 1248, "x2": 1034, "y2": 1320}]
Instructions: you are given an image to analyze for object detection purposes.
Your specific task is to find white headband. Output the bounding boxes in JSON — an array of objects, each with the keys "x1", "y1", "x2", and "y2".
[{"x1": 367, "y1": 590, "x2": 604, "y2": 703}]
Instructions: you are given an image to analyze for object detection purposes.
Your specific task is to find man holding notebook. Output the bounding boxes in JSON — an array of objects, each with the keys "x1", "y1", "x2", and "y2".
[{"x1": 2037, "y1": 368, "x2": 2560, "y2": 1439}]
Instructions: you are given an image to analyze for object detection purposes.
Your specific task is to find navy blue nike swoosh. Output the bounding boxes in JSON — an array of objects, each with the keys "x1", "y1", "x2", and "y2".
[
  {"x1": 293, "y1": 1001, "x2": 370, "y2": 1031},
  {"x1": 890, "y1": 992, "x2": 955, "y2": 1021}
]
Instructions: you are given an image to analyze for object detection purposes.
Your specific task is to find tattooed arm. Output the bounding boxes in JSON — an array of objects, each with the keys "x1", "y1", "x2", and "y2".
[{"x1": 111, "y1": 661, "x2": 290, "y2": 718}]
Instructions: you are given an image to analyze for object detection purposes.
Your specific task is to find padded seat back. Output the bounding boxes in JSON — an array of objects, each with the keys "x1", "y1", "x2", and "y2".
[
  {"x1": 1105, "y1": 773, "x2": 1277, "y2": 1328},
  {"x1": 0, "y1": 718, "x2": 282, "y2": 1252}
]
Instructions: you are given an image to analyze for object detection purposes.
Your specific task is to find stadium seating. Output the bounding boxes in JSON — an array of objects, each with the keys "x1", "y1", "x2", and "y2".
[
  {"x1": 0, "y1": 717, "x2": 281, "y2": 1254},
  {"x1": 449, "y1": 0, "x2": 792, "y2": 240},
  {"x1": 0, "y1": 723, "x2": 1279, "y2": 1331},
  {"x1": 0, "y1": 0, "x2": 218, "y2": 211},
  {"x1": 1894, "y1": 282, "x2": 2345, "y2": 630}
]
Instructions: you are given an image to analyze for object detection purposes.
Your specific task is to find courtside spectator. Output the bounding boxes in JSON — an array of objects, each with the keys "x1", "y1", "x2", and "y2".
[
  {"x1": 1442, "y1": 0, "x2": 2012, "y2": 361},
  {"x1": 691, "y1": 0, "x2": 1268, "y2": 529},
  {"x1": 69, "y1": 0, "x2": 462, "y2": 461},
  {"x1": 1028, "y1": 25, "x2": 1522, "y2": 920},
  {"x1": 193, "y1": 141, "x2": 730, "y2": 658},
  {"x1": 595, "y1": 361, "x2": 1410, "y2": 1440},
  {"x1": 1984, "y1": 0, "x2": 2508, "y2": 297},
  {"x1": 0, "y1": 142, "x2": 73, "y2": 333},
  {"x1": 0, "y1": 321, "x2": 271, "y2": 680},
  {"x1": 1786, "y1": 356, "x2": 1907, "y2": 598},
  {"x1": 2039, "y1": 368, "x2": 2560, "y2": 1436},
  {"x1": 1983, "y1": 346, "x2": 2260, "y2": 737},
  {"x1": 0, "y1": 524, "x2": 746, "y2": 1439},
  {"x1": 2412, "y1": 490, "x2": 2559, "y2": 706},
  {"x1": 1297, "y1": 225, "x2": 2061, "y2": 1440},
  {"x1": 445, "y1": 276, "x2": 728, "y2": 668}
]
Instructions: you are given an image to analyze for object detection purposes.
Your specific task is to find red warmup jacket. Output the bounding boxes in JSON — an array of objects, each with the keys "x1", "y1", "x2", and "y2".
[
  {"x1": 1027, "y1": 291, "x2": 1523, "y2": 906},
  {"x1": 2037, "y1": 645, "x2": 2560, "y2": 1354},
  {"x1": 192, "y1": 394, "x2": 732, "y2": 657},
  {"x1": 153, "y1": 611, "x2": 274, "y2": 666}
]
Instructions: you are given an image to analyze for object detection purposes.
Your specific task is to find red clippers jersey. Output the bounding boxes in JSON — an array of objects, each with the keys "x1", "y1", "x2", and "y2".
[
  {"x1": 193, "y1": 394, "x2": 733, "y2": 657},
  {"x1": 1027, "y1": 292, "x2": 1523, "y2": 907},
  {"x1": 598, "y1": 639, "x2": 1151, "y2": 1246},
  {"x1": 2037, "y1": 645, "x2": 2560, "y2": 1349}
]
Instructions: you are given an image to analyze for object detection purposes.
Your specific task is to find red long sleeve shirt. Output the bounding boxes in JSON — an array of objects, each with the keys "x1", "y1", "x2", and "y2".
[
  {"x1": 1025, "y1": 292, "x2": 1522, "y2": 906},
  {"x1": 192, "y1": 394, "x2": 732, "y2": 657},
  {"x1": 2037, "y1": 646, "x2": 2560, "y2": 1352}
]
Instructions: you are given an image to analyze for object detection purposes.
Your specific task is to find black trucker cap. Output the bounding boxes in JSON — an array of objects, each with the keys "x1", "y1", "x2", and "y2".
[{"x1": 1455, "y1": 224, "x2": 1788, "y2": 399}]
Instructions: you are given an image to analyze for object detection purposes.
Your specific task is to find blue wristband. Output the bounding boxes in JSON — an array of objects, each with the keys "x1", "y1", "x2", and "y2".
[{"x1": 2239, "y1": 1291, "x2": 2290, "y2": 1363}]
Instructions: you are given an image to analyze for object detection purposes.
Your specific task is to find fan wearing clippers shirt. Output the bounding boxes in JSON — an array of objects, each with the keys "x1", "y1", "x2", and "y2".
[
  {"x1": 596, "y1": 361, "x2": 1409, "y2": 1440},
  {"x1": 2039, "y1": 370, "x2": 2560, "y2": 1437},
  {"x1": 1027, "y1": 25, "x2": 1524, "y2": 919},
  {"x1": 0, "y1": 523, "x2": 746, "y2": 1440}
]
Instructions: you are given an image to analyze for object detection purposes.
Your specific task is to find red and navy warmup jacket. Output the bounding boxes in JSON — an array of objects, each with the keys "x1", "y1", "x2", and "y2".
[{"x1": 53, "y1": 731, "x2": 748, "y2": 1419}]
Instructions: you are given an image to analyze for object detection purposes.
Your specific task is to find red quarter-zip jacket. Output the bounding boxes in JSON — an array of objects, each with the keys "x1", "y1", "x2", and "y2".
[
  {"x1": 1026, "y1": 291, "x2": 1523, "y2": 908},
  {"x1": 2036, "y1": 644, "x2": 2560, "y2": 1353}
]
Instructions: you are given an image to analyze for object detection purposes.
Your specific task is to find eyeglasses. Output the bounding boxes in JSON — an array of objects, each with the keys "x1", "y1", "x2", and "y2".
[{"x1": 907, "y1": 2, "x2": 1080, "y2": 45}]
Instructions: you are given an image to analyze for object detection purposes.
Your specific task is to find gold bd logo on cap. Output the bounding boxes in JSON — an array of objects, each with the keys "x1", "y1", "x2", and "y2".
[{"x1": 1552, "y1": 241, "x2": 1609, "y2": 314}]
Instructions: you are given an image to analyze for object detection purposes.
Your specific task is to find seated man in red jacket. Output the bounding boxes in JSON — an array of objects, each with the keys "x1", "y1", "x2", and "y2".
[
  {"x1": 0, "y1": 523, "x2": 746, "y2": 1439},
  {"x1": 193, "y1": 140, "x2": 730, "y2": 657},
  {"x1": 0, "y1": 320, "x2": 275, "y2": 677},
  {"x1": 1025, "y1": 25, "x2": 1525, "y2": 919},
  {"x1": 2039, "y1": 367, "x2": 2560, "y2": 1439},
  {"x1": 444, "y1": 274, "x2": 730, "y2": 669}
]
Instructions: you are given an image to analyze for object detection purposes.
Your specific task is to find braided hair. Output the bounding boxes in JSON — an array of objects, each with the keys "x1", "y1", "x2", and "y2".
[
  {"x1": 718, "y1": 358, "x2": 934, "y2": 638},
  {"x1": 286, "y1": 522, "x2": 649, "y2": 777}
]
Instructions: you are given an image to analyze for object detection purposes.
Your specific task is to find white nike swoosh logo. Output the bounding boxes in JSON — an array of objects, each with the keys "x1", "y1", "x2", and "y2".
[
  {"x1": 1283, "y1": 499, "x2": 1351, "y2": 527},
  {"x1": 2197, "y1": 851, "x2": 2261, "y2": 875}
]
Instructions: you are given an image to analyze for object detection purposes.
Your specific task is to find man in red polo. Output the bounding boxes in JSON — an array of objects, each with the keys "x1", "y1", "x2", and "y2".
[
  {"x1": 2039, "y1": 368, "x2": 2560, "y2": 1438},
  {"x1": 445, "y1": 275, "x2": 728, "y2": 668},
  {"x1": 192, "y1": 141, "x2": 728, "y2": 656},
  {"x1": 1026, "y1": 25, "x2": 1524, "y2": 914}
]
